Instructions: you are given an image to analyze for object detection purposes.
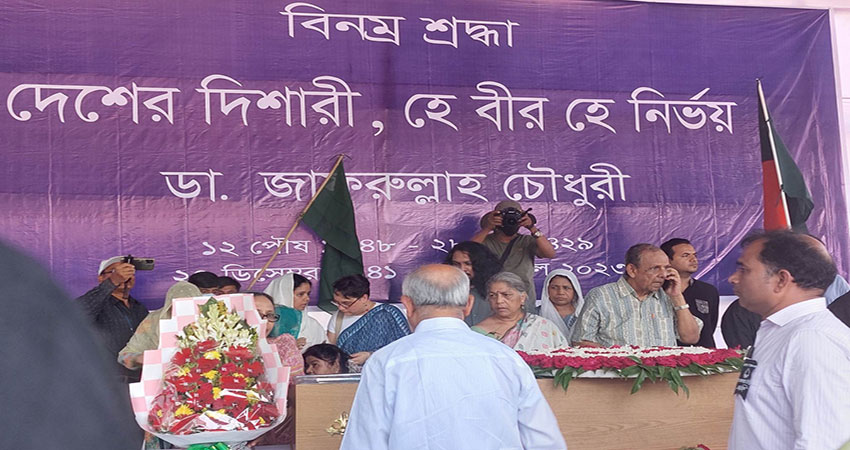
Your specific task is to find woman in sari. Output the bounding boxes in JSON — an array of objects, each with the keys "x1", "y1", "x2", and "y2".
[
  {"x1": 445, "y1": 241, "x2": 502, "y2": 326},
  {"x1": 119, "y1": 281, "x2": 202, "y2": 370},
  {"x1": 471, "y1": 272, "x2": 568, "y2": 352},
  {"x1": 538, "y1": 269, "x2": 585, "y2": 343},
  {"x1": 327, "y1": 274, "x2": 410, "y2": 370},
  {"x1": 264, "y1": 273, "x2": 326, "y2": 352}
]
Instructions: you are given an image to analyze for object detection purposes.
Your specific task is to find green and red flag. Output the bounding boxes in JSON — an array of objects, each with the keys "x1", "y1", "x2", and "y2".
[
  {"x1": 301, "y1": 157, "x2": 364, "y2": 312},
  {"x1": 757, "y1": 79, "x2": 813, "y2": 232}
]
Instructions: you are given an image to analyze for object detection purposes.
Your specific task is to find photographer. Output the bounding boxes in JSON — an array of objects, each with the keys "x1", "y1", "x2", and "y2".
[
  {"x1": 471, "y1": 200, "x2": 556, "y2": 311},
  {"x1": 75, "y1": 256, "x2": 150, "y2": 383}
]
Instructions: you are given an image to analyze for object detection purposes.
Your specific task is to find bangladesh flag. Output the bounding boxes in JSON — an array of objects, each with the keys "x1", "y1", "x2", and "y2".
[
  {"x1": 757, "y1": 80, "x2": 813, "y2": 232},
  {"x1": 302, "y1": 158, "x2": 364, "y2": 312}
]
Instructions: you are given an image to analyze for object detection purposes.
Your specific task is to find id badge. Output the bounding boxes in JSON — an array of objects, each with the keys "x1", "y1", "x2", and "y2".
[{"x1": 734, "y1": 346, "x2": 757, "y2": 400}]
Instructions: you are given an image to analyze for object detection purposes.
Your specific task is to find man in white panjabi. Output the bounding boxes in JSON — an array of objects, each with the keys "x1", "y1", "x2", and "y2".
[{"x1": 341, "y1": 264, "x2": 566, "y2": 450}]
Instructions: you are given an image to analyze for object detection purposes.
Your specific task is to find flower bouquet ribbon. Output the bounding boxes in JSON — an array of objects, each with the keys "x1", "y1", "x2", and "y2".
[
  {"x1": 129, "y1": 294, "x2": 290, "y2": 447},
  {"x1": 518, "y1": 346, "x2": 744, "y2": 395}
]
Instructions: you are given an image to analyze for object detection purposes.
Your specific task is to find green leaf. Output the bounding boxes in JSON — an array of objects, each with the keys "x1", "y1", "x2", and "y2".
[
  {"x1": 671, "y1": 370, "x2": 690, "y2": 398},
  {"x1": 631, "y1": 370, "x2": 647, "y2": 394},
  {"x1": 619, "y1": 366, "x2": 641, "y2": 377}
]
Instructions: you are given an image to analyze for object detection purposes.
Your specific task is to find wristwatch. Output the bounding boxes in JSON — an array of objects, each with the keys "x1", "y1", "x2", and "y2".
[
  {"x1": 531, "y1": 230, "x2": 543, "y2": 238},
  {"x1": 673, "y1": 304, "x2": 690, "y2": 311}
]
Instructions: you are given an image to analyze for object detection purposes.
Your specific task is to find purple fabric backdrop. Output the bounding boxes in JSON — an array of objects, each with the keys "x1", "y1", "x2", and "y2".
[{"x1": 0, "y1": 0, "x2": 845, "y2": 308}]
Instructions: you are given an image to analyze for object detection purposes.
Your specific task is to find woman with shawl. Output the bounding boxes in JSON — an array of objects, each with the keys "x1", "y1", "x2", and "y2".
[
  {"x1": 538, "y1": 269, "x2": 585, "y2": 343},
  {"x1": 119, "y1": 281, "x2": 202, "y2": 370},
  {"x1": 263, "y1": 273, "x2": 327, "y2": 352},
  {"x1": 471, "y1": 272, "x2": 568, "y2": 352}
]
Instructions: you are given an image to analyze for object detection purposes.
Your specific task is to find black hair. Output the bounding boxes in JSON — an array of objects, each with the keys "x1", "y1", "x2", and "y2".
[
  {"x1": 660, "y1": 238, "x2": 691, "y2": 260},
  {"x1": 187, "y1": 271, "x2": 220, "y2": 289},
  {"x1": 217, "y1": 276, "x2": 241, "y2": 291},
  {"x1": 444, "y1": 241, "x2": 502, "y2": 296},
  {"x1": 245, "y1": 291, "x2": 273, "y2": 304},
  {"x1": 741, "y1": 230, "x2": 836, "y2": 291},
  {"x1": 332, "y1": 274, "x2": 370, "y2": 298},
  {"x1": 303, "y1": 344, "x2": 349, "y2": 374},
  {"x1": 292, "y1": 273, "x2": 312, "y2": 288}
]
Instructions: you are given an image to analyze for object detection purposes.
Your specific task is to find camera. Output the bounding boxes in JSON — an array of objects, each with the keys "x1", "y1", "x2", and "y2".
[
  {"x1": 497, "y1": 207, "x2": 536, "y2": 236},
  {"x1": 122, "y1": 255, "x2": 155, "y2": 271}
]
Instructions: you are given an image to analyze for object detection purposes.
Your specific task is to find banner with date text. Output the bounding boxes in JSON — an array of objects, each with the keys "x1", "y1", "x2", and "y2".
[{"x1": 0, "y1": 0, "x2": 844, "y2": 306}]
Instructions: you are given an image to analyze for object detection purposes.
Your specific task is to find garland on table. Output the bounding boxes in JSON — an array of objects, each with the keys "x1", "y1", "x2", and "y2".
[{"x1": 518, "y1": 346, "x2": 744, "y2": 396}]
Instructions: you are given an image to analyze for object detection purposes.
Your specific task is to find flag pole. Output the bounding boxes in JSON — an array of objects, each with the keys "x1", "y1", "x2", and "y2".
[
  {"x1": 757, "y1": 79, "x2": 792, "y2": 229},
  {"x1": 246, "y1": 154, "x2": 348, "y2": 290}
]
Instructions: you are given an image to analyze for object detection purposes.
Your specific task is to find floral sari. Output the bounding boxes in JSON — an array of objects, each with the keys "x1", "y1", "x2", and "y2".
[{"x1": 336, "y1": 303, "x2": 410, "y2": 355}]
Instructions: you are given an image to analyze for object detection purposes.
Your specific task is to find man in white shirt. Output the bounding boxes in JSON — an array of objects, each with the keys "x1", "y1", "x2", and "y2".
[
  {"x1": 341, "y1": 264, "x2": 567, "y2": 450},
  {"x1": 727, "y1": 230, "x2": 850, "y2": 450}
]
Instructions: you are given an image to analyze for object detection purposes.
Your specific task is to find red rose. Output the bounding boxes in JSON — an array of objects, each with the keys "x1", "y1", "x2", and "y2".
[
  {"x1": 172, "y1": 348, "x2": 194, "y2": 366},
  {"x1": 642, "y1": 357, "x2": 657, "y2": 366},
  {"x1": 196, "y1": 357, "x2": 220, "y2": 372},
  {"x1": 579, "y1": 357, "x2": 603, "y2": 371},
  {"x1": 220, "y1": 362, "x2": 239, "y2": 375},
  {"x1": 194, "y1": 339, "x2": 218, "y2": 353},
  {"x1": 553, "y1": 355, "x2": 568, "y2": 369},
  {"x1": 675, "y1": 354, "x2": 693, "y2": 366},
  {"x1": 220, "y1": 374, "x2": 246, "y2": 390},
  {"x1": 245, "y1": 360, "x2": 264, "y2": 377},
  {"x1": 654, "y1": 356, "x2": 678, "y2": 367},
  {"x1": 226, "y1": 345, "x2": 254, "y2": 362}
]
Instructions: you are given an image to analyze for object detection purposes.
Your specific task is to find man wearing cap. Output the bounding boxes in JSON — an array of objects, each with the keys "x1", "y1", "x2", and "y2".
[
  {"x1": 75, "y1": 256, "x2": 149, "y2": 382},
  {"x1": 471, "y1": 200, "x2": 556, "y2": 311}
]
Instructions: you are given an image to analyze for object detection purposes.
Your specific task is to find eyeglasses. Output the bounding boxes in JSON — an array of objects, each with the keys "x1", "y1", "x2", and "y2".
[
  {"x1": 332, "y1": 296, "x2": 363, "y2": 310},
  {"x1": 260, "y1": 313, "x2": 280, "y2": 322}
]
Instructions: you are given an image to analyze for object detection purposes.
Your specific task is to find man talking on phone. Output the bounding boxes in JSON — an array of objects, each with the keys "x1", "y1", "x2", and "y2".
[
  {"x1": 75, "y1": 256, "x2": 149, "y2": 382},
  {"x1": 572, "y1": 243, "x2": 702, "y2": 347}
]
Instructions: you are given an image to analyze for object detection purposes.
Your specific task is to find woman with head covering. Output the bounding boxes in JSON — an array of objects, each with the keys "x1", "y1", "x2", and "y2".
[
  {"x1": 263, "y1": 273, "x2": 327, "y2": 352},
  {"x1": 471, "y1": 272, "x2": 569, "y2": 352},
  {"x1": 119, "y1": 281, "x2": 202, "y2": 370},
  {"x1": 445, "y1": 241, "x2": 502, "y2": 326},
  {"x1": 538, "y1": 269, "x2": 585, "y2": 343}
]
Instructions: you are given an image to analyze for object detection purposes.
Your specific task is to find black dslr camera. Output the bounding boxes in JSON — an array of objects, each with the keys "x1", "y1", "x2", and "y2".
[
  {"x1": 497, "y1": 207, "x2": 536, "y2": 236},
  {"x1": 122, "y1": 254, "x2": 155, "y2": 271}
]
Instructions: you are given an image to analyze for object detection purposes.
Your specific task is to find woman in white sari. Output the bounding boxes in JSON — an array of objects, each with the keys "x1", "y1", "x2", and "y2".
[
  {"x1": 264, "y1": 273, "x2": 327, "y2": 352},
  {"x1": 538, "y1": 269, "x2": 585, "y2": 343},
  {"x1": 471, "y1": 272, "x2": 568, "y2": 352}
]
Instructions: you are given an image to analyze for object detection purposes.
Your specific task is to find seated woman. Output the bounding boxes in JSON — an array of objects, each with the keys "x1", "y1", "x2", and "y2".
[
  {"x1": 471, "y1": 272, "x2": 569, "y2": 352},
  {"x1": 327, "y1": 274, "x2": 410, "y2": 370},
  {"x1": 120, "y1": 281, "x2": 202, "y2": 370},
  {"x1": 303, "y1": 344, "x2": 350, "y2": 375},
  {"x1": 538, "y1": 269, "x2": 585, "y2": 343},
  {"x1": 247, "y1": 292, "x2": 303, "y2": 447},
  {"x1": 264, "y1": 273, "x2": 327, "y2": 352},
  {"x1": 445, "y1": 241, "x2": 502, "y2": 326}
]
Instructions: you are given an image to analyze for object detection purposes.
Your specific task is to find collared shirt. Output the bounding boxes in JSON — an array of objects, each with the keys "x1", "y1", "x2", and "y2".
[
  {"x1": 679, "y1": 278, "x2": 719, "y2": 347},
  {"x1": 340, "y1": 317, "x2": 567, "y2": 450},
  {"x1": 729, "y1": 298, "x2": 850, "y2": 450},
  {"x1": 75, "y1": 279, "x2": 149, "y2": 380},
  {"x1": 572, "y1": 277, "x2": 702, "y2": 347}
]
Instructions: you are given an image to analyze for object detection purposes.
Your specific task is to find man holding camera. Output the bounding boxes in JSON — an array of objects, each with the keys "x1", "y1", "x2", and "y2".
[
  {"x1": 471, "y1": 200, "x2": 556, "y2": 311},
  {"x1": 75, "y1": 256, "x2": 149, "y2": 382}
]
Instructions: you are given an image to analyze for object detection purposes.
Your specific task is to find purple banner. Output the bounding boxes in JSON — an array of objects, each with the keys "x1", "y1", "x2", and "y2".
[{"x1": 1, "y1": 0, "x2": 845, "y2": 308}]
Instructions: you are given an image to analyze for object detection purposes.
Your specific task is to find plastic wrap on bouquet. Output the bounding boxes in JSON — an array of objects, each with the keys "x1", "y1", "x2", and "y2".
[{"x1": 129, "y1": 294, "x2": 291, "y2": 447}]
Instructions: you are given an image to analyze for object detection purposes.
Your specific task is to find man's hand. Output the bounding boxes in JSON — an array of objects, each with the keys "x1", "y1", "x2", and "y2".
[
  {"x1": 349, "y1": 351, "x2": 372, "y2": 365},
  {"x1": 663, "y1": 267, "x2": 683, "y2": 298},
  {"x1": 480, "y1": 210, "x2": 503, "y2": 231},
  {"x1": 107, "y1": 263, "x2": 135, "y2": 287},
  {"x1": 296, "y1": 337, "x2": 307, "y2": 350},
  {"x1": 520, "y1": 214, "x2": 535, "y2": 230}
]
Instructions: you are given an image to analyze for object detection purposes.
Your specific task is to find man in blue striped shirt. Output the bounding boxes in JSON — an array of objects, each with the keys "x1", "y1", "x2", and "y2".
[{"x1": 572, "y1": 243, "x2": 701, "y2": 347}]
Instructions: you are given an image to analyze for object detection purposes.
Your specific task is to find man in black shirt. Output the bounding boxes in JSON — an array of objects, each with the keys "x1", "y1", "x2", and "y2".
[
  {"x1": 661, "y1": 238, "x2": 720, "y2": 347},
  {"x1": 721, "y1": 298, "x2": 762, "y2": 348},
  {"x1": 75, "y1": 256, "x2": 149, "y2": 382}
]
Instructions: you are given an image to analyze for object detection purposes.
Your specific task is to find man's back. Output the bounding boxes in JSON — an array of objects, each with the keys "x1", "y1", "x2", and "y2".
[{"x1": 341, "y1": 317, "x2": 566, "y2": 450}]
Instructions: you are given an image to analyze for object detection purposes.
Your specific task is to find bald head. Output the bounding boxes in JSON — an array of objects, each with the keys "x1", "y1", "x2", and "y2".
[{"x1": 402, "y1": 264, "x2": 470, "y2": 307}]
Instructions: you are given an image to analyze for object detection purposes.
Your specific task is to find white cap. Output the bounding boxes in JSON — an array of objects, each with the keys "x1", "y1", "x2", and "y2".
[{"x1": 98, "y1": 256, "x2": 124, "y2": 275}]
